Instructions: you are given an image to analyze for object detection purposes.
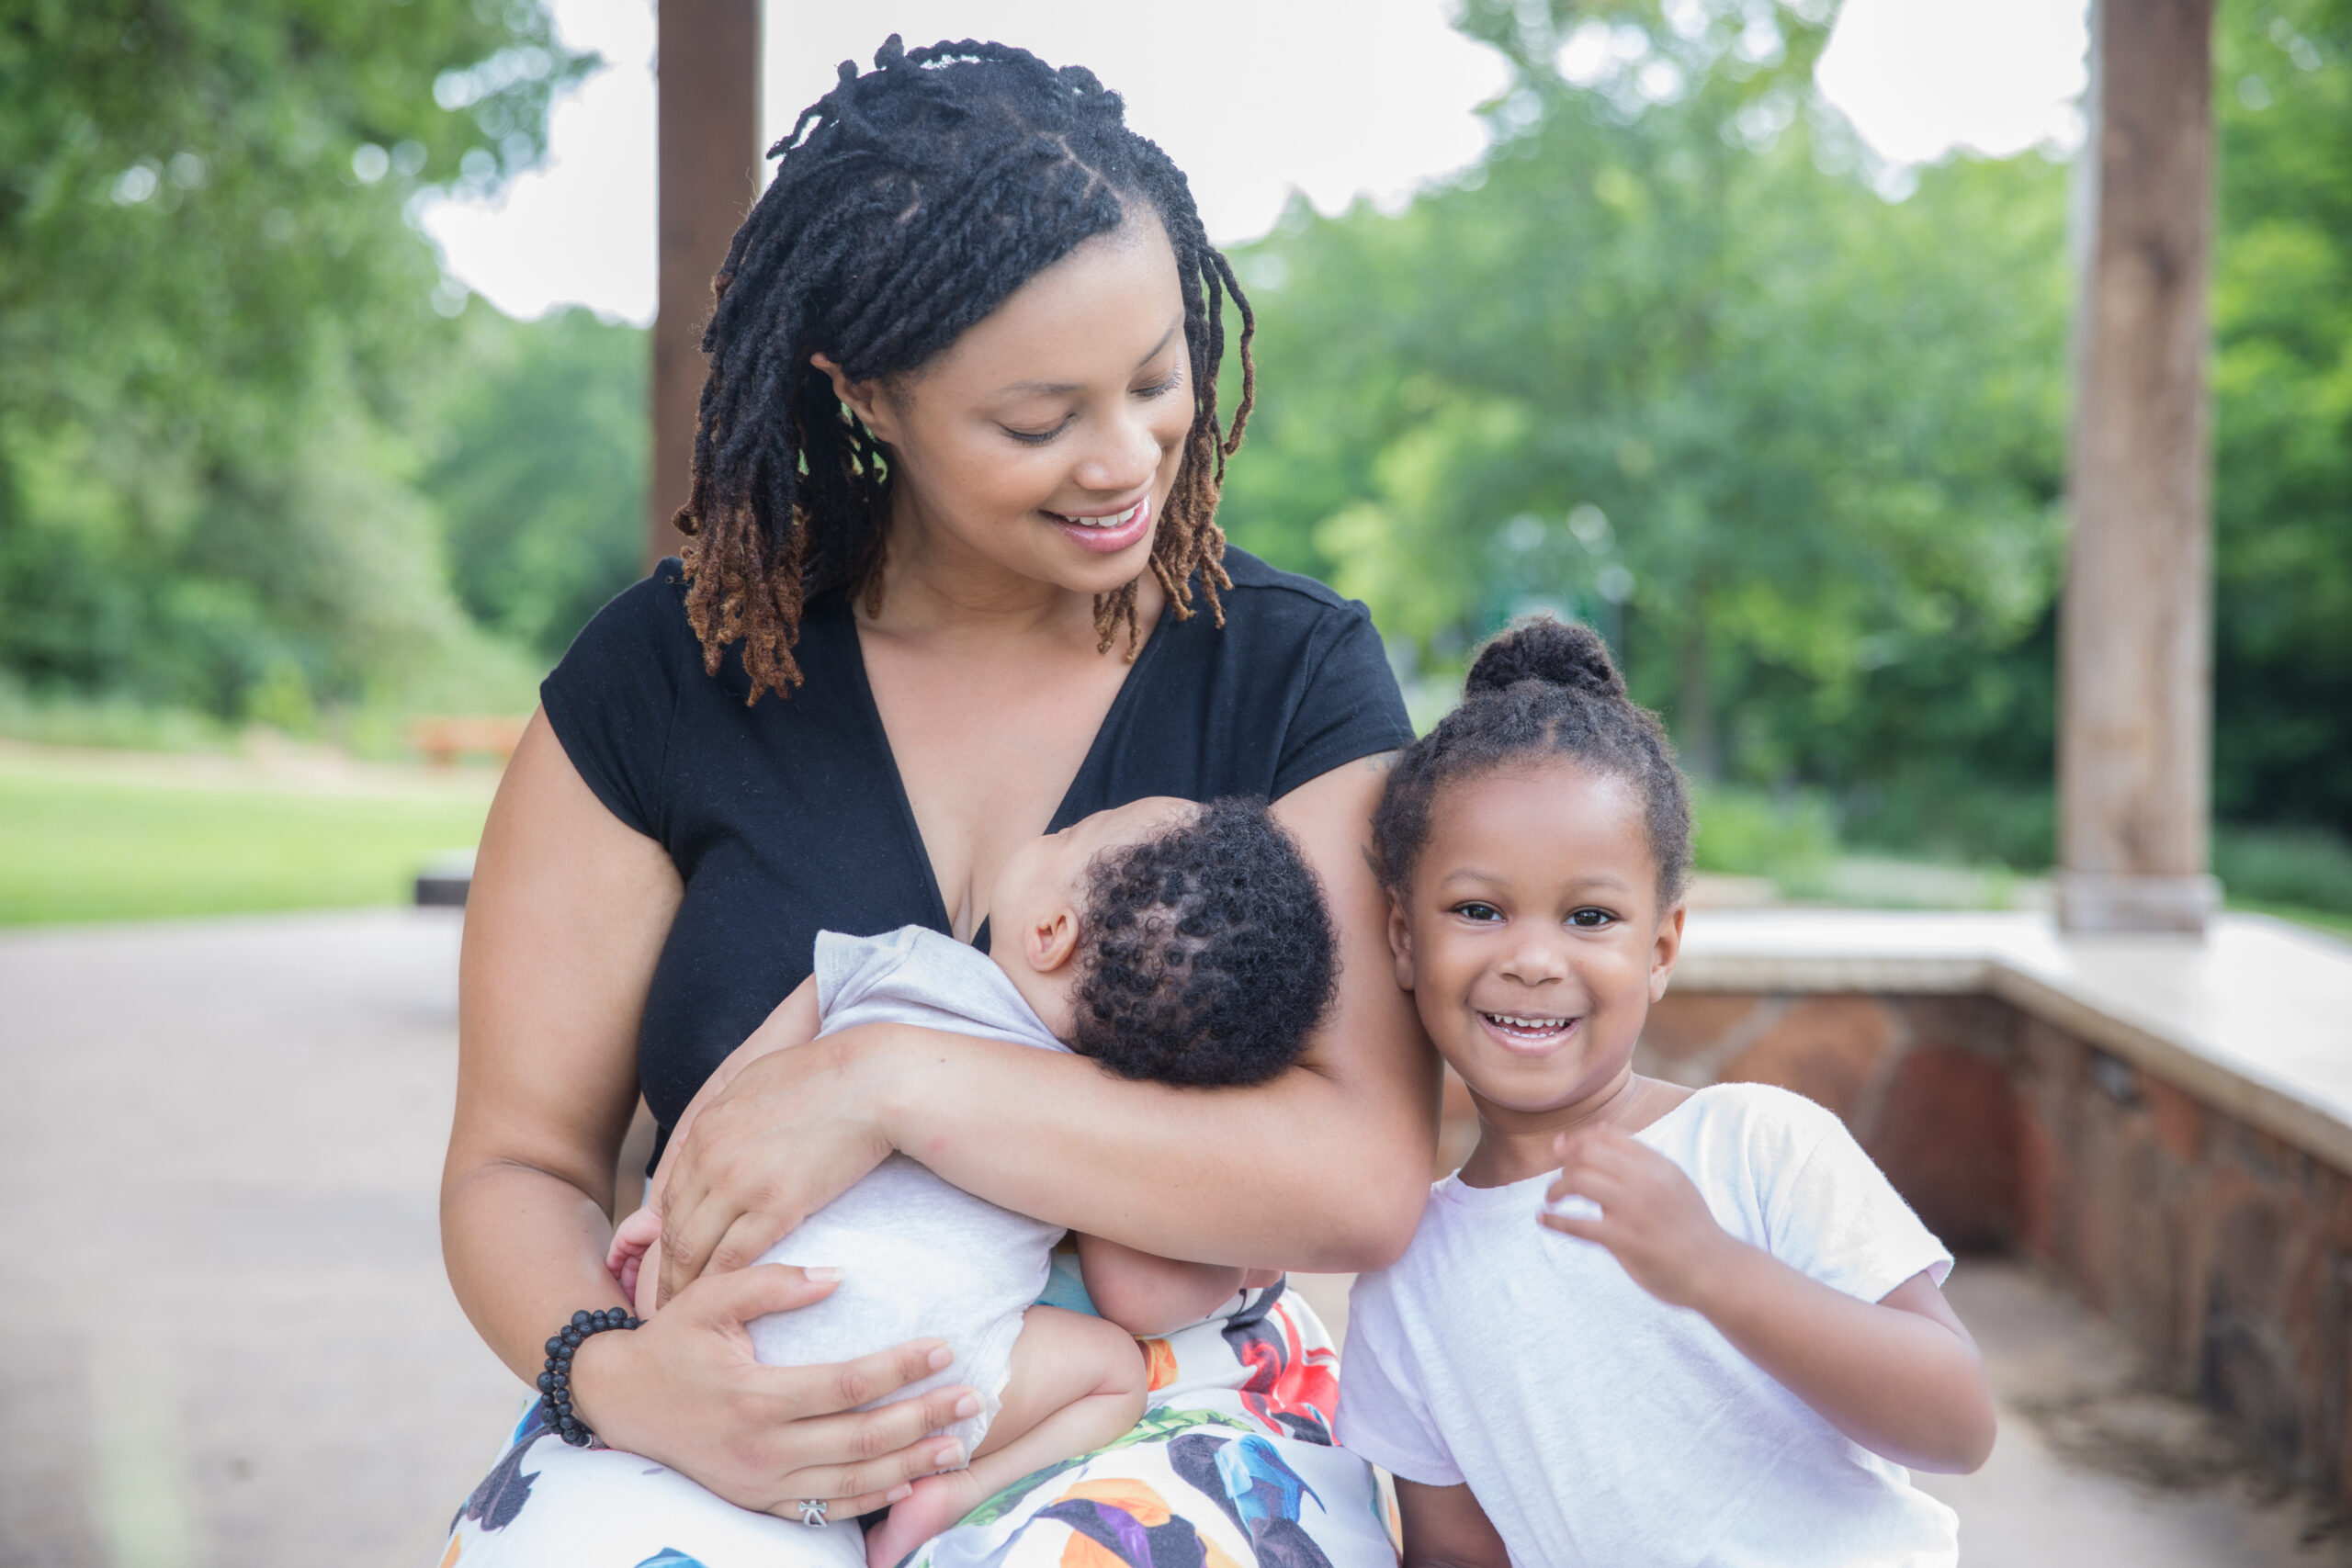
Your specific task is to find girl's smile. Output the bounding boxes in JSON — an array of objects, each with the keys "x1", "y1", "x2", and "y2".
[{"x1": 1387, "y1": 758, "x2": 1685, "y2": 1185}]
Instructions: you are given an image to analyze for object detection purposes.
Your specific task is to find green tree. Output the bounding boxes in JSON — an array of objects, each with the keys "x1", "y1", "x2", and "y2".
[
  {"x1": 423, "y1": 304, "x2": 649, "y2": 659},
  {"x1": 0, "y1": 0, "x2": 589, "y2": 716},
  {"x1": 1224, "y1": 0, "x2": 2068, "y2": 818}
]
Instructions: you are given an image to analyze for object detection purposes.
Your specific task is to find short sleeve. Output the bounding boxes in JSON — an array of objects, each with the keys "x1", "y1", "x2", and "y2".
[
  {"x1": 1271, "y1": 605, "x2": 1414, "y2": 800},
  {"x1": 1337, "y1": 1274, "x2": 1464, "y2": 1486},
  {"x1": 1758, "y1": 1094, "x2": 1954, "y2": 1304},
  {"x1": 539, "y1": 564, "x2": 691, "y2": 841}
]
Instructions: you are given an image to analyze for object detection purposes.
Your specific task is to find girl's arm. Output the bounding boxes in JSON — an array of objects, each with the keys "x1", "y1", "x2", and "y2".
[
  {"x1": 1394, "y1": 1479, "x2": 1512, "y2": 1568},
  {"x1": 1073, "y1": 1232, "x2": 1281, "y2": 1337},
  {"x1": 444, "y1": 712, "x2": 978, "y2": 1515},
  {"x1": 656, "y1": 752, "x2": 1441, "y2": 1304},
  {"x1": 1544, "y1": 1127, "x2": 1996, "y2": 1474}
]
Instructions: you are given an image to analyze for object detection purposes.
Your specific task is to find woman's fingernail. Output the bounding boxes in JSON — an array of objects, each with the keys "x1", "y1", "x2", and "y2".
[
  {"x1": 888, "y1": 1484, "x2": 913, "y2": 1505},
  {"x1": 806, "y1": 1266, "x2": 843, "y2": 1282},
  {"x1": 955, "y1": 1393, "x2": 981, "y2": 1419},
  {"x1": 933, "y1": 1443, "x2": 966, "y2": 1470},
  {"x1": 926, "y1": 1344, "x2": 954, "y2": 1371}
]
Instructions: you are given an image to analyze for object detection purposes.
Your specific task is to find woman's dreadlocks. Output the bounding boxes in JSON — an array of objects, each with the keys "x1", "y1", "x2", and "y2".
[{"x1": 673, "y1": 35, "x2": 1257, "y2": 704}]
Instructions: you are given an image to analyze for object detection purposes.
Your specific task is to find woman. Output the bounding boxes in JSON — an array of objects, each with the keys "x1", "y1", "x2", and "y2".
[{"x1": 440, "y1": 38, "x2": 1434, "y2": 1568}]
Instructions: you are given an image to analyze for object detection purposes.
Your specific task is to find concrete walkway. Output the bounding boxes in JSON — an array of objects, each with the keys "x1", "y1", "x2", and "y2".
[{"x1": 3, "y1": 910, "x2": 2346, "y2": 1566}]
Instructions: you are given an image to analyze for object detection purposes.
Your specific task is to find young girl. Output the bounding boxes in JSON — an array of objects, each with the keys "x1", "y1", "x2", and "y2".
[{"x1": 1336, "y1": 619, "x2": 1995, "y2": 1567}]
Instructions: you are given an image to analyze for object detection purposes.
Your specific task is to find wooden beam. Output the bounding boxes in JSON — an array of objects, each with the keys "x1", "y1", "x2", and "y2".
[
  {"x1": 648, "y1": 0, "x2": 762, "y2": 570},
  {"x1": 2058, "y1": 0, "x2": 2221, "y2": 933}
]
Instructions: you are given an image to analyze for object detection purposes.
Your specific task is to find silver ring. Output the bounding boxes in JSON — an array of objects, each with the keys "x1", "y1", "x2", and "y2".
[{"x1": 797, "y1": 1499, "x2": 829, "y2": 1528}]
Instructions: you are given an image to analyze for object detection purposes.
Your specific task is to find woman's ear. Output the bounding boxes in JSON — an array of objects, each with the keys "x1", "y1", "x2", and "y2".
[
  {"x1": 1023, "y1": 906, "x2": 1082, "y2": 976},
  {"x1": 809, "y1": 353, "x2": 900, "y2": 445},
  {"x1": 1649, "y1": 901, "x2": 1687, "y2": 1003},
  {"x1": 1386, "y1": 896, "x2": 1417, "y2": 992}
]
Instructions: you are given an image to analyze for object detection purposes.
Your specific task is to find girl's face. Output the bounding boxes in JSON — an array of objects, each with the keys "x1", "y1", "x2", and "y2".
[
  {"x1": 1386, "y1": 760, "x2": 1685, "y2": 1123},
  {"x1": 820, "y1": 209, "x2": 1194, "y2": 606}
]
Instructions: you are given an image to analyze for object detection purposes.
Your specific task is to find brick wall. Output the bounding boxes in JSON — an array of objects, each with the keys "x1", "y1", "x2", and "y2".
[{"x1": 1434, "y1": 991, "x2": 2352, "y2": 1503}]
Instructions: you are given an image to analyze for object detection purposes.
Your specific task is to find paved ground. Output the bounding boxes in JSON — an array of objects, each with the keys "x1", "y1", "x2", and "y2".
[{"x1": 3, "y1": 910, "x2": 2347, "y2": 1566}]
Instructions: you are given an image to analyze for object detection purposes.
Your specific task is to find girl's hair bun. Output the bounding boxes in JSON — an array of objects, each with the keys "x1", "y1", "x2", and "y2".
[{"x1": 1464, "y1": 615, "x2": 1625, "y2": 700}]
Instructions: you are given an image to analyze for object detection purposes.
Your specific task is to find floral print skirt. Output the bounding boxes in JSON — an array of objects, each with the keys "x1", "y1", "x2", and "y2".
[{"x1": 437, "y1": 1280, "x2": 1399, "y2": 1568}]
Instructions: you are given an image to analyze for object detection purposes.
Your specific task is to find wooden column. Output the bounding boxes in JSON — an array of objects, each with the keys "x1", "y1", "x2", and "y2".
[
  {"x1": 648, "y1": 0, "x2": 762, "y2": 568},
  {"x1": 2058, "y1": 0, "x2": 2221, "y2": 933}
]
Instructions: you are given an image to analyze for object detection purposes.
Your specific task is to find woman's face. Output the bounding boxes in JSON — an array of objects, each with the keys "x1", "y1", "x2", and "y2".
[{"x1": 823, "y1": 209, "x2": 1194, "y2": 604}]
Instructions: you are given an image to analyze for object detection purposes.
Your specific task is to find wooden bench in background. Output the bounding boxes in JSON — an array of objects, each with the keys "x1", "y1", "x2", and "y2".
[{"x1": 405, "y1": 714, "x2": 527, "y2": 768}]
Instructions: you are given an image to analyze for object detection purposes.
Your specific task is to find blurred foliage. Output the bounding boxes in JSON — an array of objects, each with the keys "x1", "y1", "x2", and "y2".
[
  {"x1": 1690, "y1": 782, "x2": 1840, "y2": 893},
  {"x1": 1222, "y1": 0, "x2": 2070, "y2": 860},
  {"x1": 1220, "y1": 0, "x2": 2352, "y2": 868},
  {"x1": 0, "y1": 0, "x2": 591, "y2": 721},
  {"x1": 422, "y1": 305, "x2": 649, "y2": 658},
  {"x1": 2211, "y1": 0, "x2": 2352, "y2": 836}
]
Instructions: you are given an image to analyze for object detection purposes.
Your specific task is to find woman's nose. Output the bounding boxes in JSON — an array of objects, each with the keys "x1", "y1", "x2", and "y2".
[{"x1": 1070, "y1": 407, "x2": 1167, "y2": 495}]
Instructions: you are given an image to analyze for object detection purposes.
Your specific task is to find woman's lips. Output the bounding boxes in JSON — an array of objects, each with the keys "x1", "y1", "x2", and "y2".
[
  {"x1": 1045, "y1": 493, "x2": 1152, "y2": 555},
  {"x1": 1477, "y1": 1010, "x2": 1580, "y2": 1055}
]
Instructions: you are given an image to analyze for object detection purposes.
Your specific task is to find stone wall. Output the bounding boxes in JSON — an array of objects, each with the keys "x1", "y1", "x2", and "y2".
[{"x1": 1434, "y1": 990, "x2": 2352, "y2": 1504}]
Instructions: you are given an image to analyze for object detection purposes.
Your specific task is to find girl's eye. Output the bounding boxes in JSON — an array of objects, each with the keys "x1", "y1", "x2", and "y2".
[
  {"x1": 1453, "y1": 902, "x2": 1503, "y2": 923},
  {"x1": 1567, "y1": 908, "x2": 1616, "y2": 929}
]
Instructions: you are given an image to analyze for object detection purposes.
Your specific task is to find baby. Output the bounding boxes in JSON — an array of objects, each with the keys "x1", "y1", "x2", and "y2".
[
  {"x1": 1336, "y1": 619, "x2": 1996, "y2": 1567},
  {"x1": 611, "y1": 795, "x2": 1335, "y2": 1567}
]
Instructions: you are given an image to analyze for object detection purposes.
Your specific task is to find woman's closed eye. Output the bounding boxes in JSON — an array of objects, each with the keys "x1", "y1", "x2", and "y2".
[{"x1": 1000, "y1": 371, "x2": 1184, "y2": 446}]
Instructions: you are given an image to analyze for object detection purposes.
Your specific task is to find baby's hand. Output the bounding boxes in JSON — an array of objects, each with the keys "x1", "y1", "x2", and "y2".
[
  {"x1": 1542, "y1": 1127, "x2": 1736, "y2": 1312},
  {"x1": 608, "y1": 1204, "x2": 664, "y2": 1315}
]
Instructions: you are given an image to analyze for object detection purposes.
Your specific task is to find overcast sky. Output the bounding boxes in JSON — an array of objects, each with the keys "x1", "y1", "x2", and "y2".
[{"x1": 420, "y1": 0, "x2": 2090, "y2": 324}]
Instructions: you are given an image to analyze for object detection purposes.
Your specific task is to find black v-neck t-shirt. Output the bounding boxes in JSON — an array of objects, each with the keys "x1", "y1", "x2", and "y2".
[{"x1": 540, "y1": 550, "x2": 1414, "y2": 1147}]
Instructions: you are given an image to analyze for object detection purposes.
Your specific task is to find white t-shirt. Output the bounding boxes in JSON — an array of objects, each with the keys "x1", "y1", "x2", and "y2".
[
  {"x1": 1338, "y1": 1082, "x2": 1959, "y2": 1568},
  {"x1": 747, "y1": 926, "x2": 1070, "y2": 1457}
]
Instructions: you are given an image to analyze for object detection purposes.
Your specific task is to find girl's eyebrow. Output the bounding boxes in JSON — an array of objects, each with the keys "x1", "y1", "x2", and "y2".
[{"x1": 991, "y1": 319, "x2": 1183, "y2": 399}]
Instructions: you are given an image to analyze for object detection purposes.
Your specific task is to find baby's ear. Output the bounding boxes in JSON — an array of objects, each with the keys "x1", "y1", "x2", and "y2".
[
  {"x1": 1385, "y1": 895, "x2": 1417, "y2": 992},
  {"x1": 1024, "y1": 906, "x2": 1082, "y2": 975}
]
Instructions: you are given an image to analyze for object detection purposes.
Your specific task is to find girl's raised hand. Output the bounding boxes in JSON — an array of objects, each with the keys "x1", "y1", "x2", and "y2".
[{"x1": 1541, "y1": 1127, "x2": 1736, "y2": 1311}]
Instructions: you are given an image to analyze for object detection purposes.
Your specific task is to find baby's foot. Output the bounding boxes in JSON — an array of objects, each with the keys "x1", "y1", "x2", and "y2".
[{"x1": 864, "y1": 1470, "x2": 984, "y2": 1568}]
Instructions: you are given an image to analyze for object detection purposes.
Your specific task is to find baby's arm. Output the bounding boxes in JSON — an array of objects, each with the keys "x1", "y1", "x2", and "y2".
[
  {"x1": 1394, "y1": 1479, "x2": 1511, "y2": 1568},
  {"x1": 606, "y1": 976, "x2": 823, "y2": 1303},
  {"x1": 1544, "y1": 1127, "x2": 1996, "y2": 1473},
  {"x1": 1075, "y1": 1232, "x2": 1282, "y2": 1337},
  {"x1": 864, "y1": 1306, "x2": 1146, "y2": 1568}
]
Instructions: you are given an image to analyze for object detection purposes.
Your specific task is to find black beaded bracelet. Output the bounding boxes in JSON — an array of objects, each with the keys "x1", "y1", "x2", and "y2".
[{"x1": 536, "y1": 1307, "x2": 640, "y2": 1447}]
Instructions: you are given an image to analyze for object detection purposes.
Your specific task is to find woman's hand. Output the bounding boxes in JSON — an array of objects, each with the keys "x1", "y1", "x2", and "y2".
[
  {"x1": 654, "y1": 1024, "x2": 902, "y2": 1305},
  {"x1": 572, "y1": 1262, "x2": 980, "y2": 1517}
]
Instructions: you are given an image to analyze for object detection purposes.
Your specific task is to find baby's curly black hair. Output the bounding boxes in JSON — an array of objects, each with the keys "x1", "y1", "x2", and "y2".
[
  {"x1": 1071, "y1": 797, "x2": 1335, "y2": 1088},
  {"x1": 1372, "y1": 617, "x2": 1694, "y2": 904}
]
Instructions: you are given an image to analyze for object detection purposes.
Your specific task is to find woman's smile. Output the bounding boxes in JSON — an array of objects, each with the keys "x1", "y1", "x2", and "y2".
[{"x1": 1043, "y1": 491, "x2": 1153, "y2": 555}]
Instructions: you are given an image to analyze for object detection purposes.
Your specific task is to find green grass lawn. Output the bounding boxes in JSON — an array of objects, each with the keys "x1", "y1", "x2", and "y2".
[{"x1": 0, "y1": 769, "x2": 492, "y2": 926}]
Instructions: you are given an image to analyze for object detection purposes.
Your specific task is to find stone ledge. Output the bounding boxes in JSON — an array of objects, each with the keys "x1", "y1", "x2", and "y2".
[{"x1": 1675, "y1": 909, "x2": 2352, "y2": 1179}]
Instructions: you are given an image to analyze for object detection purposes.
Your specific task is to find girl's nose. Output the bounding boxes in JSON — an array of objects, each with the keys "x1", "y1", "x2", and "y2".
[{"x1": 1497, "y1": 938, "x2": 1569, "y2": 987}]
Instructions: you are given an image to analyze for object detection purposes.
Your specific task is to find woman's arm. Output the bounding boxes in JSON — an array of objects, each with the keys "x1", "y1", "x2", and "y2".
[
  {"x1": 657, "y1": 752, "x2": 1440, "y2": 1303},
  {"x1": 444, "y1": 712, "x2": 978, "y2": 1513},
  {"x1": 1544, "y1": 1127, "x2": 1996, "y2": 1473}
]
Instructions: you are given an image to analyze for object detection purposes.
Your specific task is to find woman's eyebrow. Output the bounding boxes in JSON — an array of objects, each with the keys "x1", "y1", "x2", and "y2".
[{"x1": 991, "y1": 320, "x2": 1184, "y2": 399}]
